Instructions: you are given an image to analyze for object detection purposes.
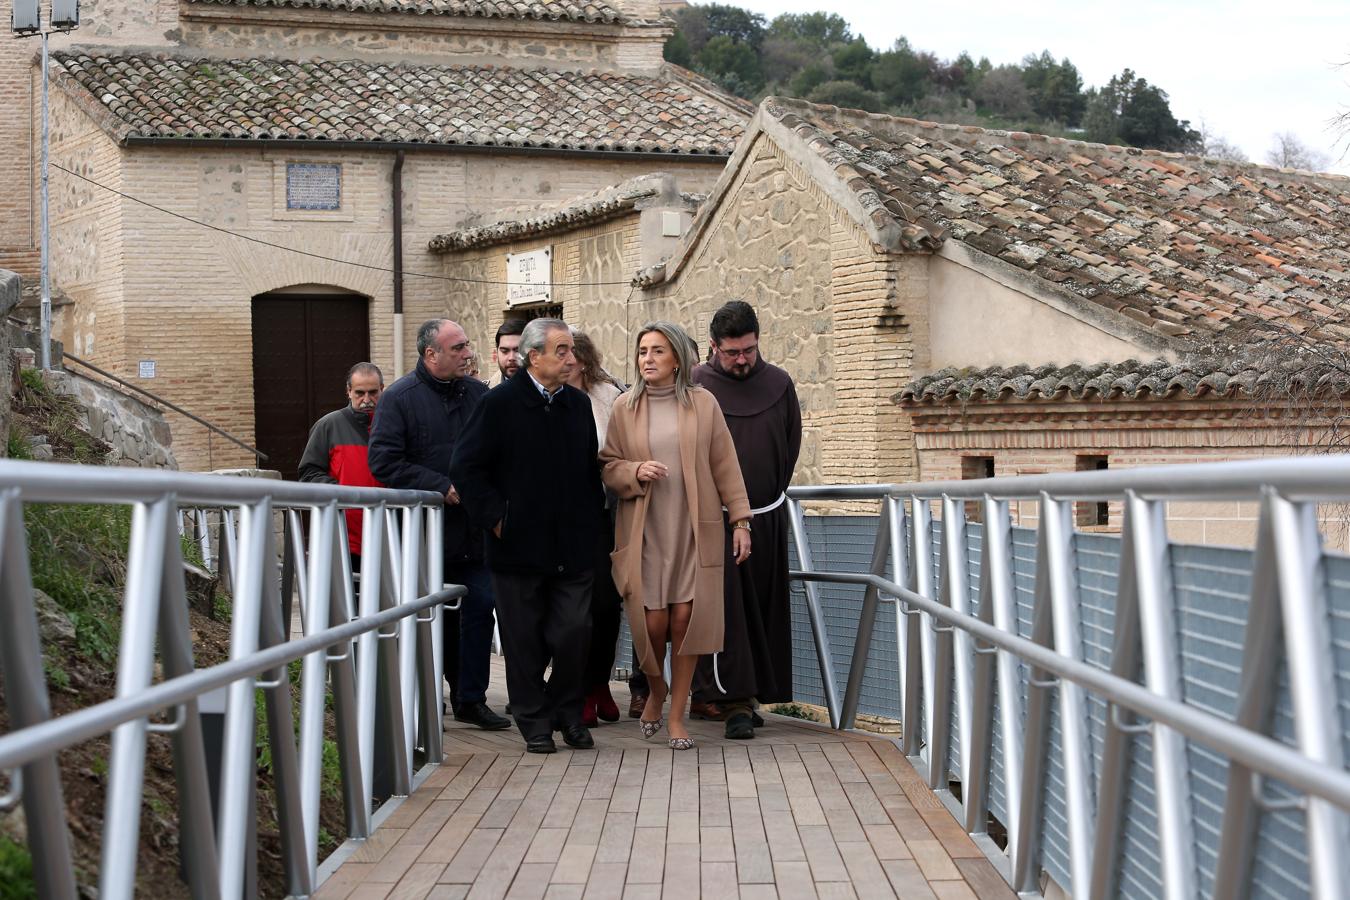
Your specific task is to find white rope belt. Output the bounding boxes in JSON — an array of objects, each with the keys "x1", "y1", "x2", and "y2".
[{"x1": 724, "y1": 491, "x2": 787, "y2": 518}]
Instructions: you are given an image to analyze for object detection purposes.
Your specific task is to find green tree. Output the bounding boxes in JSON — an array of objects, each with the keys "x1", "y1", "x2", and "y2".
[
  {"x1": 832, "y1": 38, "x2": 875, "y2": 87},
  {"x1": 1082, "y1": 70, "x2": 1199, "y2": 152},
  {"x1": 697, "y1": 34, "x2": 764, "y2": 94},
  {"x1": 664, "y1": 29, "x2": 692, "y2": 68},
  {"x1": 701, "y1": 3, "x2": 766, "y2": 50},
  {"x1": 975, "y1": 65, "x2": 1032, "y2": 119},
  {"x1": 871, "y1": 38, "x2": 931, "y2": 107},
  {"x1": 788, "y1": 61, "x2": 833, "y2": 98},
  {"x1": 768, "y1": 11, "x2": 852, "y2": 46},
  {"x1": 1020, "y1": 51, "x2": 1086, "y2": 126},
  {"x1": 807, "y1": 80, "x2": 884, "y2": 112},
  {"x1": 761, "y1": 35, "x2": 816, "y2": 86}
]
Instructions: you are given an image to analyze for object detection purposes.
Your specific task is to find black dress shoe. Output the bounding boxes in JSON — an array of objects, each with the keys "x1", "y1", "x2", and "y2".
[
  {"x1": 725, "y1": 712, "x2": 755, "y2": 740},
  {"x1": 559, "y1": 724, "x2": 594, "y2": 749},
  {"x1": 454, "y1": 701, "x2": 512, "y2": 731},
  {"x1": 751, "y1": 709, "x2": 765, "y2": 728},
  {"x1": 526, "y1": 735, "x2": 557, "y2": 754}
]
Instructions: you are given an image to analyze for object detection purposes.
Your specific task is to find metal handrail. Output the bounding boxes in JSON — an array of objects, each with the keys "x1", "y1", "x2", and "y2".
[
  {"x1": 0, "y1": 585, "x2": 463, "y2": 773},
  {"x1": 62, "y1": 352, "x2": 269, "y2": 464},
  {"x1": 785, "y1": 456, "x2": 1350, "y2": 899},
  {"x1": 0, "y1": 460, "x2": 449, "y2": 900}
]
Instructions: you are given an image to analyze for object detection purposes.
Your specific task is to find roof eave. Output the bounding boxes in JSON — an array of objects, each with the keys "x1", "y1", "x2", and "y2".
[{"x1": 121, "y1": 134, "x2": 733, "y2": 163}]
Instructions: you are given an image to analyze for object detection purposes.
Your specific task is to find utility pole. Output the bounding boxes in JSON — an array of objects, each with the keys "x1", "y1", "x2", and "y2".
[{"x1": 12, "y1": 0, "x2": 80, "y2": 370}]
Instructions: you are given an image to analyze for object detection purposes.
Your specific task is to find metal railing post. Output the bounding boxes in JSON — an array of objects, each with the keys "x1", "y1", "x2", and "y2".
[
  {"x1": 217, "y1": 498, "x2": 271, "y2": 900},
  {"x1": 102, "y1": 496, "x2": 175, "y2": 899},
  {"x1": 885, "y1": 497, "x2": 922, "y2": 757},
  {"x1": 909, "y1": 498, "x2": 939, "y2": 776},
  {"x1": 1212, "y1": 493, "x2": 1283, "y2": 900},
  {"x1": 939, "y1": 495, "x2": 972, "y2": 796},
  {"x1": 299, "y1": 501, "x2": 339, "y2": 880},
  {"x1": 838, "y1": 506, "x2": 891, "y2": 730},
  {"x1": 357, "y1": 504, "x2": 385, "y2": 824},
  {"x1": 0, "y1": 489, "x2": 76, "y2": 900},
  {"x1": 398, "y1": 506, "x2": 422, "y2": 774},
  {"x1": 1270, "y1": 494, "x2": 1350, "y2": 898},
  {"x1": 787, "y1": 497, "x2": 842, "y2": 728},
  {"x1": 1129, "y1": 493, "x2": 1197, "y2": 900},
  {"x1": 1041, "y1": 494, "x2": 1095, "y2": 897}
]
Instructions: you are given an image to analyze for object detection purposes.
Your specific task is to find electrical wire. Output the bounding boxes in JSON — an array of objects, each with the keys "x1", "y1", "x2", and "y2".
[{"x1": 51, "y1": 162, "x2": 644, "y2": 288}]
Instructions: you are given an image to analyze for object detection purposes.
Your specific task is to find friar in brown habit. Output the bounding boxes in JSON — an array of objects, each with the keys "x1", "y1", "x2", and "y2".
[{"x1": 689, "y1": 301, "x2": 802, "y2": 739}]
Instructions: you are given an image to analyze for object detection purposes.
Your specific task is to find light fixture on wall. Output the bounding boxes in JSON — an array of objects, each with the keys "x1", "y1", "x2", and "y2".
[{"x1": 10, "y1": 0, "x2": 81, "y2": 370}]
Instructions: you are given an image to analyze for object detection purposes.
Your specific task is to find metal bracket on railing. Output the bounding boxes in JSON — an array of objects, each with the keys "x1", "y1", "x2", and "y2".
[
  {"x1": 1250, "y1": 772, "x2": 1308, "y2": 813},
  {"x1": 415, "y1": 610, "x2": 437, "y2": 623},
  {"x1": 1108, "y1": 703, "x2": 1153, "y2": 735},
  {"x1": 972, "y1": 640, "x2": 999, "y2": 656},
  {"x1": 0, "y1": 767, "x2": 22, "y2": 812},
  {"x1": 931, "y1": 622, "x2": 956, "y2": 634},
  {"x1": 255, "y1": 676, "x2": 285, "y2": 691},
  {"x1": 147, "y1": 704, "x2": 188, "y2": 735},
  {"x1": 441, "y1": 584, "x2": 464, "y2": 611},
  {"x1": 377, "y1": 625, "x2": 400, "y2": 640},
  {"x1": 1028, "y1": 674, "x2": 1060, "y2": 689},
  {"x1": 326, "y1": 645, "x2": 352, "y2": 663}
]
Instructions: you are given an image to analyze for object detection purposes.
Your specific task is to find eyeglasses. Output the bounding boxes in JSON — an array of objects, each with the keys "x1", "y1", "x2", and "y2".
[{"x1": 718, "y1": 344, "x2": 758, "y2": 360}]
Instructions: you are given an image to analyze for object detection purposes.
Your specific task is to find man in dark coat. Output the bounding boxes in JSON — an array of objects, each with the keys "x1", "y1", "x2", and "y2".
[
  {"x1": 451, "y1": 318, "x2": 605, "y2": 754},
  {"x1": 368, "y1": 318, "x2": 509, "y2": 731},
  {"x1": 691, "y1": 301, "x2": 802, "y2": 739},
  {"x1": 298, "y1": 361, "x2": 384, "y2": 566}
]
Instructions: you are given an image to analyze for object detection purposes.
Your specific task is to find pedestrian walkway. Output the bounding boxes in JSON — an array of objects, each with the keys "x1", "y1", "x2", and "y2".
[{"x1": 318, "y1": 658, "x2": 1014, "y2": 899}]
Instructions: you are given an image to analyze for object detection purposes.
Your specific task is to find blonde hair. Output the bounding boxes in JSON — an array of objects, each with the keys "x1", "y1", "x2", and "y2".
[{"x1": 626, "y1": 321, "x2": 697, "y2": 408}]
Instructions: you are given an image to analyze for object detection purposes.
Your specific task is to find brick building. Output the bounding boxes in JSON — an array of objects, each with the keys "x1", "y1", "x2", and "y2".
[
  {"x1": 0, "y1": 0, "x2": 749, "y2": 472},
  {"x1": 432, "y1": 97, "x2": 1350, "y2": 531}
]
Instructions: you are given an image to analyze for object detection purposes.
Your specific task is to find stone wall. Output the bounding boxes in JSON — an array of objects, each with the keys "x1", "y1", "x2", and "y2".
[{"x1": 44, "y1": 369, "x2": 177, "y2": 468}]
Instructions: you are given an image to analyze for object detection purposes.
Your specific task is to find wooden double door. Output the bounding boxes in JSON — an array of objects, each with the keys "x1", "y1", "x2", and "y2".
[{"x1": 252, "y1": 293, "x2": 370, "y2": 479}]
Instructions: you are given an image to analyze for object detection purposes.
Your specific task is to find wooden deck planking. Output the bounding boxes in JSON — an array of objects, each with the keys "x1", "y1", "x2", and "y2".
[{"x1": 325, "y1": 658, "x2": 1012, "y2": 899}]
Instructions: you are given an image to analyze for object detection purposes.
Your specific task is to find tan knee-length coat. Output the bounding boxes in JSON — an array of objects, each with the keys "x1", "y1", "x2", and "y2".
[{"x1": 600, "y1": 386, "x2": 751, "y2": 676}]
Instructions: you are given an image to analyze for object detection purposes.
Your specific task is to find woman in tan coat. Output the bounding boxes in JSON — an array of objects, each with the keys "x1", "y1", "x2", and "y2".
[{"x1": 601, "y1": 322, "x2": 751, "y2": 750}]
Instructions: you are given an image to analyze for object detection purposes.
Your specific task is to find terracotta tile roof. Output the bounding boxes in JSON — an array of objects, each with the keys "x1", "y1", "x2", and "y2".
[
  {"x1": 187, "y1": 0, "x2": 627, "y2": 24},
  {"x1": 767, "y1": 97, "x2": 1350, "y2": 345},
  {"x1": 429, "y1": 174, "x2": 670, "y2": 251},
  {"x1": 894, "y1": 358, "x2": 1350, "y2": 405},
  {"x1": 52, "y1": 50, "x2": 746, "y2": 155}
]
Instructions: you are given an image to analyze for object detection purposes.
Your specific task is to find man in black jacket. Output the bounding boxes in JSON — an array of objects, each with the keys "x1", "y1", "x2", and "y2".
[
  {"x1": 451, "y1": 318, "x2": 604, "y2": 753},
  {"x1": 368, "y1": 319, "x2": 509, "y2": 731}
]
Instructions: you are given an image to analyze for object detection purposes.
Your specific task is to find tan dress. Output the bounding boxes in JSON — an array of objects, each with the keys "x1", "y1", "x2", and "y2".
[{"x1": 640, "y1": 383, "x2": 697, "y2": 610}]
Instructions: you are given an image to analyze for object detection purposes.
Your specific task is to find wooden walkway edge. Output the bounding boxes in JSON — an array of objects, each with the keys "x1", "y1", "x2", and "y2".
[{"x1": 316, "y1": 658, "x2": 1016, "y2": 900}]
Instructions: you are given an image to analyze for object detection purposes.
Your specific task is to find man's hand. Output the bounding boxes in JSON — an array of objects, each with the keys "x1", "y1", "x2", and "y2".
[
  {"x1": 493, "y1": 520, "x2": 503, "y2": 539},
  {"x1": 636, "y1": 461, "x2": 669, "y2": 483},
  {"x1": 732, "y1": 527, "x2": 751, "y2": 564},
  {"x1": 445, "y1": 485, "x2": 461, "y2": 505}
]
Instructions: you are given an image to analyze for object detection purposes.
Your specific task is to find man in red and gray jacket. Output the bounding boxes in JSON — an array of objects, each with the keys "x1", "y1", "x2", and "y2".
[{"x1": 298, "y1": 362, "x2": 385, "y2": 564}]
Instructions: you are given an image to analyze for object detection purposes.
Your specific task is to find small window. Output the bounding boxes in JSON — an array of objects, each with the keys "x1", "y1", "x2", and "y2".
[
  {"x1": 1076, "y1": 455, "x2": 1109, "y2": 527},
  {"x1": 961, "y1": 456, "x2": 995, "y2": 522}
]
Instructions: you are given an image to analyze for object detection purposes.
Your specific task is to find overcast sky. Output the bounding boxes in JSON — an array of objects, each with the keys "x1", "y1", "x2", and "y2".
[{"x1": 726, "y1": 0, "x2": 1350, "y2": 174}]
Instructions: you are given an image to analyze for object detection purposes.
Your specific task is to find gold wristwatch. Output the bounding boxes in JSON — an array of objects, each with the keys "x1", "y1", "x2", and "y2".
[{"x1": 733, "y1": 520, "x2": 751, "y2": 531}]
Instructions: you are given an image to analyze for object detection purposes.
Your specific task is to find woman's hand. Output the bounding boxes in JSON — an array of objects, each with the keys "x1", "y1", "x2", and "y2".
[
  {"x1": 732, "y1": 526, "x2": 751, "y2": 564},
  {"x1": 635, "y1": 460, "x2": 669, "y2": 483}
]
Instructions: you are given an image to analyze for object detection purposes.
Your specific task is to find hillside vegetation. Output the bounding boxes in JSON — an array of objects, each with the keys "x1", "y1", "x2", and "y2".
[{"x1": 667, "y1": 6, "x2": 1204, "y2": 153}]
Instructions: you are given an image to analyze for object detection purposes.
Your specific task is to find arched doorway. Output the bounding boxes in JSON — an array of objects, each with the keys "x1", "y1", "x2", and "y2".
[{"x1": 251, "y1": 287, "x2": 370, "y2": 479}]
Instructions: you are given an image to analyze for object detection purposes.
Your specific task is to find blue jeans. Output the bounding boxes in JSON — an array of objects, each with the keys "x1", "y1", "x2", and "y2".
[{"x1": 444, "y1": 561, "x2": 496, "y2": 707}]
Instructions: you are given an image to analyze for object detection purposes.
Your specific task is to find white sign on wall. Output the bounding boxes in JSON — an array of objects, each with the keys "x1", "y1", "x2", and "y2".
[
  {"x1": 506, "y1": 247, "x2": 552, "y2": 307},
  {"x1": 138, "y1": 360, "x2": 156, "y2": 378}
]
